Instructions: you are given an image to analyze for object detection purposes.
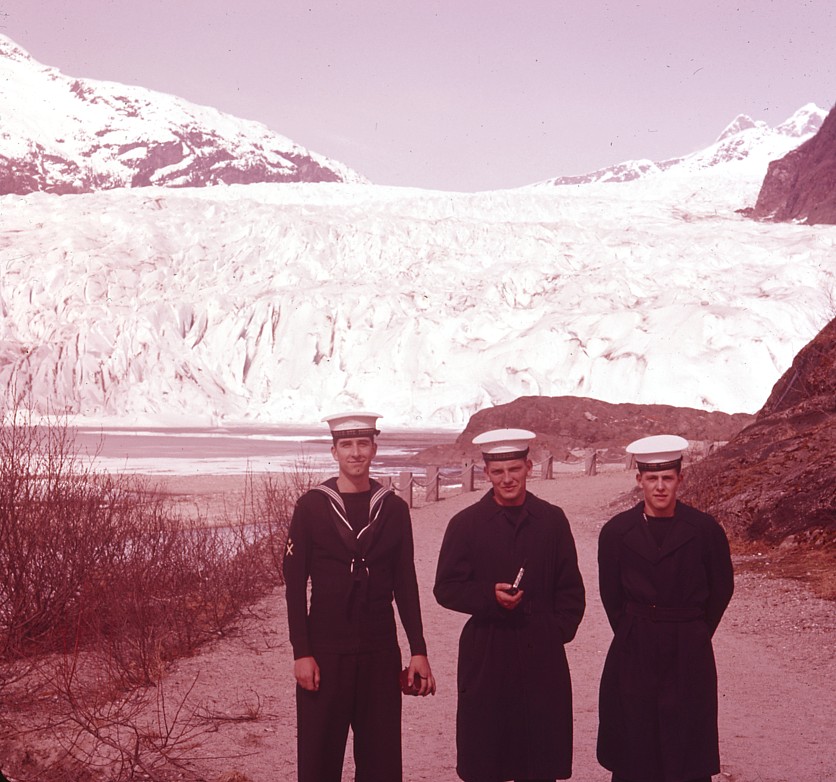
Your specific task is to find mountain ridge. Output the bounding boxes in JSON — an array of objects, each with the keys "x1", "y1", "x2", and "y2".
[
  {"x1": 0, "y1": 34, "x2": 364, "y2": 194},
  {"x1": 536, "y1": 103, "x2": 825, "y2": 187}
]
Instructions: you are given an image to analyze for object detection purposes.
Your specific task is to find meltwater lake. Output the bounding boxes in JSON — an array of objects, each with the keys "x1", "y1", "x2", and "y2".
[{"x1": 71, "y1": 425, "x2": 458, "y2": 477}]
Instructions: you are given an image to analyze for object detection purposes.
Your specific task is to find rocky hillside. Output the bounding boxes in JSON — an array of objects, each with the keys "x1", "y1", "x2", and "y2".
[
  {"x1": 745, "y1": 102, "x2": 836, "y2": 225},
  {"x1": 415, "y1": 395, "x2": 753, "y2": 465},
  {"x1": 683, "y1": 316, "x2": 836, "y2": 545}
]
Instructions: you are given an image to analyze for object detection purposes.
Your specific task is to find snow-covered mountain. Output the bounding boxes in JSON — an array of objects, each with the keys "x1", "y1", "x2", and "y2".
[
  {"x1": 748, "y1": 102, "x2": 836, "y2": 225},
  {"x1": 538, "y1": 103, "x2": 825, "y2": 186},
  {"x1": 0, "y1": 35, "x2": 363, "y2": 193},
  {"x1": 0, "y1": 36, "x2": 832, "y2": 428}
]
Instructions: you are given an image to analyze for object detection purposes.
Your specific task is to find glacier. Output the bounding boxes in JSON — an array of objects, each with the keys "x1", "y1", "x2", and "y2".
[{"x1": 1, "y1": 109, "x2": 835, "y2": 428}]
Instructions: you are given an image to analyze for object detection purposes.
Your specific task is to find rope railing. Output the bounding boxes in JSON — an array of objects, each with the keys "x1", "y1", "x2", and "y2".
[
  {"x1": 376, "y1": 455, "x2": 562, "y2": 508},
  {"x1": 376, "y1": 446, "x2": 717, "y2": 507}
]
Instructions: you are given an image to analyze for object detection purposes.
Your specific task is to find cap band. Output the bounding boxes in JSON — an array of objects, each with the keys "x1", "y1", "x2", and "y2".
[
  {"x1": 332, "y1": 428, "x2": 379, "y2": 440},
  {"x1": 484, "y1": 448, "x2": 530, "y2": 462},
  {"x1": 637, "y1": 458, "x2": 682, "y2": 472}
]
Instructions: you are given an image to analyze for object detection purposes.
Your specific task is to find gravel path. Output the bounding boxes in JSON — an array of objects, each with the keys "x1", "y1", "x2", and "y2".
[{"x1": 157, "y1": 470, "x2": 835, "y2": 782}]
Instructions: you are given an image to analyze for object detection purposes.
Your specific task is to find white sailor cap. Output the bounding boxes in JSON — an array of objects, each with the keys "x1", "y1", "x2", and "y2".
[
  {"x1": 473, "y1": 428, "x2": 536, "y2": 462},
  {"x1": 322, "y1": 411, "x2": 382, "y2": 441},
  {"x1": 626, "y1": 434, "x2": 689, "y2": 471}
]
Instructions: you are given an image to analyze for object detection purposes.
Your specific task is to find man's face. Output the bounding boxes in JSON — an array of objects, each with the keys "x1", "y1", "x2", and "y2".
[
  {"x1": 484, "y1": 458, "x2": 532, "y2": 507},
  {"x1": 636, "y1": 468, "x2": 683, "y2": 517},
  {"x1": 331, "y1": 436, "x2": 377, "y2": 480}
]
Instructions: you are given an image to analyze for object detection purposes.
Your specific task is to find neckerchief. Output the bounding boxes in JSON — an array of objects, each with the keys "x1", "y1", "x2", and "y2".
[{"x1": 312, "y1": 477, "x2": 394, "y2": 582}]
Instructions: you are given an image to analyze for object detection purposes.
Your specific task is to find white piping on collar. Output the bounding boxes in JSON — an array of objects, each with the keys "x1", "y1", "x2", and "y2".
[{"x1": 313, "y1": 483, "x2": 393, "y2": 538}]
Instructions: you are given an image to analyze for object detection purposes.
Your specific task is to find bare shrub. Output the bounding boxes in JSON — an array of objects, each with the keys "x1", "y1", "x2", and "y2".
[
  {"x1": 0, "y1": 396, "x2": 312, "y2": 779},
  {"x1": 9, "y1": 646, "x2": 210, "y2": 782},
  {"x1": 0, "y1": 407, "x2": 143, "y2": 666},
  {"x1": 244, "y1": 458, "x2": 319, "y2": 583}
]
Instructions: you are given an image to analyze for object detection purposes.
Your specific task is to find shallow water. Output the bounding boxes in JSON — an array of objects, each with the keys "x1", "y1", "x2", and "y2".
[{"x1": 70, "y1": 425, "x2": 457, "y2": 477}]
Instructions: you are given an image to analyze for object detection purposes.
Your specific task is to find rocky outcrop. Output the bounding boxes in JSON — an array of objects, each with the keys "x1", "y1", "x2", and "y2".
[
  {"x1": 746, "y1": 102, "x2": 836, "y2": 225},
  {"x1": 683, "y1": 317, "x2": 836, "y2": 544},
  {"x1": 415, "y1": 395, "x2": 753, "y2": 466}
]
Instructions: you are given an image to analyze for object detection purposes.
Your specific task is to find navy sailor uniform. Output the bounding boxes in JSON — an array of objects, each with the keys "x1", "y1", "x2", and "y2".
[{"x1": 284, "y1": 477, "x2": 427, "y2": 782}]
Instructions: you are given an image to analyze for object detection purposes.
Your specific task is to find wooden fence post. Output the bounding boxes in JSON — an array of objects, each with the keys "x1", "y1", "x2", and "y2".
[
  {"x1": 543, "y1": 455, "x2": 554, "y2": 479},
  {"x1": 462, "y1": 463, "x2": 475, "y2": 493},
  {"x1": 425, "y1": 467, "x2": 440, "y2": 502},
  {"x1": 585, "y1": 450, "x2": 598, "y2": 476},
  {"x1": 398, "y1": 471, "x2": 414, "y2": 508}
]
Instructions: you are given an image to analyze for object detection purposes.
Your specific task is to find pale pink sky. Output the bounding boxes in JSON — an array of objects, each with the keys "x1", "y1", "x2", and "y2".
[{"x1": 1, "y1": 1, "x2": 833, "y2": 191}]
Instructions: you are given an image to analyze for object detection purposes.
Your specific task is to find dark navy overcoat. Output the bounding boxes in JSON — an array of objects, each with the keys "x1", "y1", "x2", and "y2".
[
  {"x1": 597, "y1": 500, "x2": 734, "y2": 782},
  {"x1": 435, "y1": 490, "x2": 585, "y2": 782}
]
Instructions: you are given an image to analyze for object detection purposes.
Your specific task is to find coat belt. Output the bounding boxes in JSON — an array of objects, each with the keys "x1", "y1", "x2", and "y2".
[{"x1": 625, "y1": 601, "x2": 705, "y2": 622}]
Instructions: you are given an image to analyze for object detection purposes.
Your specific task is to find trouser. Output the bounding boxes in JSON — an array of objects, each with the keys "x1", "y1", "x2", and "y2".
[{"x1": 296, "y1": 648, "x2": 402, "y2": 782}]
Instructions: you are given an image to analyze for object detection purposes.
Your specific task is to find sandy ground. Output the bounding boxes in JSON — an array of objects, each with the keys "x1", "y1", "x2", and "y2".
[{"x1": 148, "y1": 470, "x2": 835, "y2": 782}]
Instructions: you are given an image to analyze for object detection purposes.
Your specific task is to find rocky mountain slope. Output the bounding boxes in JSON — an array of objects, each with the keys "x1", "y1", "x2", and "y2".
[
  {"x1": 683, "y1": 316, "x2": 836, "y2": 544},
  {"x1": 745, "y1": 102, "x2": 836, "y2": 225},
  {"x1": 0, "y1": 35, "x2": 363, "y2": 194}
]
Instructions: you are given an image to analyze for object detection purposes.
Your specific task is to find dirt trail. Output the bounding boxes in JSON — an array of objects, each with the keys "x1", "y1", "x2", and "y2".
[{"x1": 157, "y1": 470, "x2": 835, "y2": 782}]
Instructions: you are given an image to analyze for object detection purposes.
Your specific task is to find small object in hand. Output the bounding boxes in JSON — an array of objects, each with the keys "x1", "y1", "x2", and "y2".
[
  {"x1": 504, "y1": 563, "x2": 526, "y2": 595},
  {"x1": 400, "y1": 667, "x2": 421, "y2": 695}
]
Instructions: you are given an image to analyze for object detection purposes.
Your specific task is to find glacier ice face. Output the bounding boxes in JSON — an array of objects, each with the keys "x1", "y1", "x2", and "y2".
[{"x1": 1, "y1": 157, "x2": 834, "y2": 428}]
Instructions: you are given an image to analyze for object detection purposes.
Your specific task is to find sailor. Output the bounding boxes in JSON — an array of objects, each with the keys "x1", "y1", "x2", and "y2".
[
  {"x1": 597, "y1": 434, "x2": 734, "y2": 782},
  {"x1": 283, "y1": 411, "x2": 435, "y2": 782},
  {"x1": 434, "y1": 428, "x2": 585, "y2": 782}
]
